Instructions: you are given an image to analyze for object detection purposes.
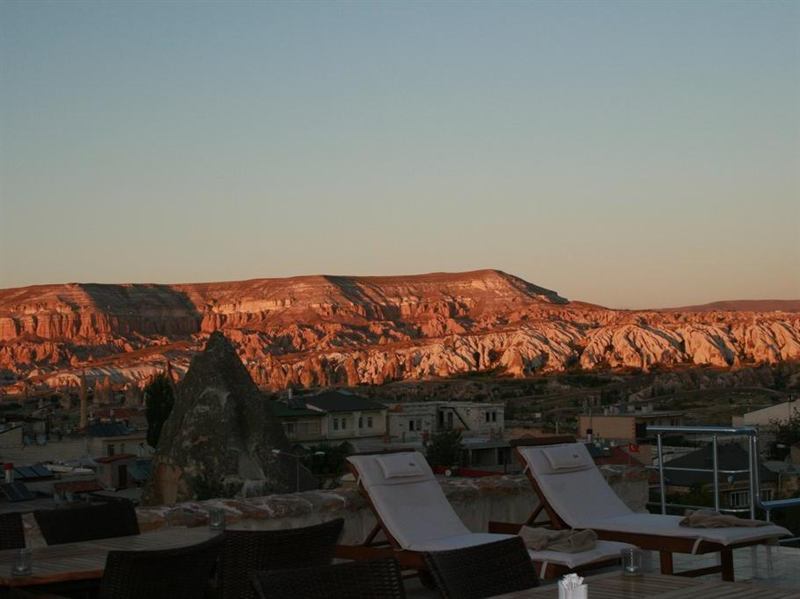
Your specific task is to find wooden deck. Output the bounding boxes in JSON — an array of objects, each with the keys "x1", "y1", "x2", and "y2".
[{"x1": 492, "y1": 571, "x2": 800, "y2": 598}]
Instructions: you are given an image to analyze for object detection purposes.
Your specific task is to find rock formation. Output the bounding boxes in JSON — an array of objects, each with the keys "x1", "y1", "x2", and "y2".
[
  {"x1": 0, "y1": 269, "x2": 798, "y2": 393},
  {"x1": 143, "y1": 332, "x2": 315, "y2": 506}
]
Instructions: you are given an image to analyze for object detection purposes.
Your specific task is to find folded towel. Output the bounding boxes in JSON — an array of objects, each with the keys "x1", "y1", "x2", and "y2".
[
  {"x1": 679, "y1": 509, "x2": 768, "y2": 528},
  {"x1": 519, "y1": 527, "x2": 598, "y2": 553}
]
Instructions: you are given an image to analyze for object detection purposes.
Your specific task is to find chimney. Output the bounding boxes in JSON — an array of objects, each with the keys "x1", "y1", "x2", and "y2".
[{"x1": 4, "y1": 463, "x2": 13, "y2": 483}]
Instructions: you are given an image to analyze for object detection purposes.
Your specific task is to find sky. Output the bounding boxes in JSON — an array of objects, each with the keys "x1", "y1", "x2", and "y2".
[{"x1": 1, "y1": 1, "x2": 798, "y2": 309}]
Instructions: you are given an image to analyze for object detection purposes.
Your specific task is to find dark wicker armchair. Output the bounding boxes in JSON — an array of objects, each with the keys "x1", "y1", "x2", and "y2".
[
  {"x1": 0, "y1": 512, "x2": 25, "y2": 550},
  {"x1": 34, "y1": 500, "x2": 140, "y2": 545},
  {"x1": 99, "y1": 534, "x2": 224, "y2": 599},
  {"x1": 252, "y1": 557, "x2": 405, "y2": 599},
  {"x1": 424, "y1": 537, "x2": 539, "y2": 599},
  {"x1": 217, "y1": 517, "x2": 344, "y2": 599}
]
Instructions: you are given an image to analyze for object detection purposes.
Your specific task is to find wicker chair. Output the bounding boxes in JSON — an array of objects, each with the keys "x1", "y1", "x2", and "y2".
[
  {"x1": 252, "y1": 557, "x2": 405, "y2": 599},
  {"x1": 424, "y1": 537, "x2": 539, "y2": 599},
  {"x1": 0, "y1": 512, "x2": 25, "y2": 550},
  {"x1": 99, "y1": 534, "x2": 224, "y2": 599},
  {"x1": 34, "y1": 500, "x2": 140, "y2": 545},
  {"x1": 217, "y1": 517, "x2": 344, "y2": 599}
]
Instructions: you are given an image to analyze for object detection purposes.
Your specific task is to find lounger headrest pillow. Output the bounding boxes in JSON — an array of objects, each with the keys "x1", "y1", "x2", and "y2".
[
  {"x1": 542, "y1": 445, "x2": 593, "y2": 472},
  {"x1": 377, "y1": 453, "x2": 425, "y2": 479}
]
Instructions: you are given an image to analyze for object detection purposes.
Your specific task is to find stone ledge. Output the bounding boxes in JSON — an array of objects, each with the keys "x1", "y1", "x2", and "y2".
[{"x1": 24, "y1": 466, "x2": 648, "y2": 547}]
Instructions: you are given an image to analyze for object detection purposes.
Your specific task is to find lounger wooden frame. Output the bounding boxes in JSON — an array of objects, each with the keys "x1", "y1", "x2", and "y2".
[
  {"x1": 335, "y1": 459, "x2": 618, "y2": 580},
  {"x1": 487, "y1": 437, "x2": 778, "y2": 582}
]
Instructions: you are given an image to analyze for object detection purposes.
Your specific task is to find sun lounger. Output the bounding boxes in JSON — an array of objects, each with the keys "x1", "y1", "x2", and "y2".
[
  {"x1": 493, "y1": 440, "x2": 790, "y2": 581},
  {"x1": 335, "y1": 451, "x2": 633, "y2": 579}
]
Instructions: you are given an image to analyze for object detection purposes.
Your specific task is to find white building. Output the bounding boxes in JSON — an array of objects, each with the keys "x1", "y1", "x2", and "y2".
[
  {"x1": 274, "y1": 390, "x2": 388, "y2": 446},
  {"x1": 387, "y1": 401, "x2": 504, "y2": 443},
  {"x1": 732, "y1": 399, "x2": 799, "y2": 427}
]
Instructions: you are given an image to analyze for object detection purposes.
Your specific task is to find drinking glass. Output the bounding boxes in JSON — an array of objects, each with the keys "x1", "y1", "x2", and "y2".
[
  {"x1": 621, "y1": 547, "x2": 642, "y2": 576},
  {"x1": 12, "y1": 548, "x2": 32, "y2": 576},
  {"x1": 209, "y1": 508, "x2": 226, "y2": 531}
]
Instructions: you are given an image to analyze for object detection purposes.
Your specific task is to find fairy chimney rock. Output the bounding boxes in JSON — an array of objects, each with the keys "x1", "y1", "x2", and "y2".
[{"x1": 143, "y1": 332, "x2": 314, "y2": 505}]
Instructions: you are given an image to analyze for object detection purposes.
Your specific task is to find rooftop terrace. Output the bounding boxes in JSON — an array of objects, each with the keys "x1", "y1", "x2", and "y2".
[{"x1": 5, "y1": 462, "x2": 800, "y2": 596}]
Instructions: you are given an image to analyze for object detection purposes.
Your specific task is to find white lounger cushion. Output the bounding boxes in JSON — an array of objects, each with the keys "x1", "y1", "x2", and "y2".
[
  {"x1": 408, "y1": 532, "x2": 514, "y2": 552},
  {"x1": 590, "y1": 513, "x2": 789, "y2": 546},
  {"x1": 526, "y1": 540, "x2": 632, "y2": 571},
  {"x1": 517, "y1": 444, "x2": 790, "y2": 548},
  {"x1": 368, "y1": 481, "x2": 472, "y2": 548},
  {"x1": 349, "y1": 452, "x2": 473, "y2": 549},
  {"x1": 348, "y1": 451, "x2": 636, "y2": 571},
  {"x1": 411, "y1": 532, "x2": 631, "y2": 572},
  {"x1": 518, "y1": 444, "x2": 633, "y2": 525},
  {"x1": 542, "y1": 445, "x2": 594, "y2": 472},
  {"x1": 377, "y1": 453, "x2": 426, "y2": 479}
]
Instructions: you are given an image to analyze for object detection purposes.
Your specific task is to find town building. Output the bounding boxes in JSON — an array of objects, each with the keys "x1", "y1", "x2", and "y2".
[
  {"x1": 732, "y1": 398, "x2": 799, "y2": 427},
  {"x1": 273, "y1": 389, "x2": 388, "y2": 446},
  {"x1": 578, "y1": 408, "x2": 685, "y2": 444},
  {"x1": 87, "y1": 422, "x2": 150, "y2": 458},
  {"x1": 386, "y1": 401, "x2": 504, "y2": 443},
  {"x1": 94, "y1": 454, "x2": 150, "y2": 491},
  {"x1": 661, "y1": 443, "x2": 779, "y2": 509}
]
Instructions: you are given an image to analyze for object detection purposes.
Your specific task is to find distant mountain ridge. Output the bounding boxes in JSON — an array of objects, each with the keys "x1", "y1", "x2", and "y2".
[
  {"x1": 0, "y1": 269, "x2": 798, "y2": 393},
  {"x1": 663, "y1": 299, "x2": 800, "y2": 313}
]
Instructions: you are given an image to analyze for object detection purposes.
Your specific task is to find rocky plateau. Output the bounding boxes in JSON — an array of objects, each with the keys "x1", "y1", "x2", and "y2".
[{"x1": 1, "y1": 269, "x2": 798, "y2": 394}]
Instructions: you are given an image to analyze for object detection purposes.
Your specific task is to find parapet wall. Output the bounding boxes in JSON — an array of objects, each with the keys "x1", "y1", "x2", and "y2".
[{"x1": 24, "y1": 465, "x2": 648, "y2": 547}]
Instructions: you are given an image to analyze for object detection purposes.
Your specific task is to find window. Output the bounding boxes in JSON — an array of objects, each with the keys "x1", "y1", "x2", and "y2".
[
  {"x1": 409, "y1": 420, "x2": 415, "y2": 432},
  {"x1": 367, "y1": 416, "x2": 373, "y2": 428},
  {"x1": 286, "y1": 423, "x2": 295, "y2": 434},
  {"x1": 341, "y1": 418, "x2": 347, "y2": 429},
  {"x1": 107, "y1": 444, "x2": 115, "y2": 457},
  {"x1": 485, "y1": 412, "x2": 490, "y2": 423},
  {"x1": 728, "y1": 491, "x2": 749, "y2": 508},
  {"x1": 332, "y1": 418, "x2": 339, "y2": 431},
  {"x1": 358, "y1": 416, "x2": 363, "y2": 429},
  {"x1": 491, "y1": 412, "x2": 497, "y2": 422}
]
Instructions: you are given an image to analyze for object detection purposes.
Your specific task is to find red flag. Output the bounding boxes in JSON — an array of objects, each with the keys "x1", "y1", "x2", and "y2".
[{"x1": 628, "y1": 443, "x2": 640, "y2": 453}]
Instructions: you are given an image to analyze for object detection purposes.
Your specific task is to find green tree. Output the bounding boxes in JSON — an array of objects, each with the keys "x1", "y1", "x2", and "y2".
[
  {"x1": 426, "y1": 430, "x2": 463, "y2": 468},
  {"x1": 145, "y1": 374, "x2": 175, "y2": 448}
]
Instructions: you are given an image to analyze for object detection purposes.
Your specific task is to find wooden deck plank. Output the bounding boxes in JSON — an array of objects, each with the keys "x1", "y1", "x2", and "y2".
[{"x1": 491, "y1": 572, "x2": 800, "y2": 598}]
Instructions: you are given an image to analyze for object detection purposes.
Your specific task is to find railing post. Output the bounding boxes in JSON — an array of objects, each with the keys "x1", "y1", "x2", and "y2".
[
  {"x1": 712, "y1": 434, "x2": 720, "y2": 512},
  {"x1": 747, "y1": 433, "x2": 757, "y2": 520},
  {"x1": 657, "y1": 433, "x2": 666, "y2": 515}
]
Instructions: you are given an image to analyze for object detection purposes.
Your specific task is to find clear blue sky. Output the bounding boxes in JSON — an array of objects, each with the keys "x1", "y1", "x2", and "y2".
[{"x1": 1, "y1": 1, "x2": 798, "y2": 308}]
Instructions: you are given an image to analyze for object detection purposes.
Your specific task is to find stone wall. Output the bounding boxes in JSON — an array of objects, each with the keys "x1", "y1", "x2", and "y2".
[{"x1": 23, "y1": 466, "x2": 649, "y2": 547}]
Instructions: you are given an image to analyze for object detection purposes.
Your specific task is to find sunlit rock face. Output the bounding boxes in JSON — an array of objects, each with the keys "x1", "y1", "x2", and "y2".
[
  {"x1": 0, "y1": 270, "x2": 798, "y2": 391},
  {"x1": 142, "y1": 332, "x2": 314, "y2": 506}
]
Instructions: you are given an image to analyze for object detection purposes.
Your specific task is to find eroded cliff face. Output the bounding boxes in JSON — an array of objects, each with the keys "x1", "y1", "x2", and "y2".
[{"x1": 0, "y1": 270, "x2": 798, "y2": 392}]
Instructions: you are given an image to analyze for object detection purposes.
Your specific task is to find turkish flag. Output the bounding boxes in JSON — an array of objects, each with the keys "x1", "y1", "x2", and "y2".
[{"x1": 628, "y1": 443, "x2": 640, "y2": 453}]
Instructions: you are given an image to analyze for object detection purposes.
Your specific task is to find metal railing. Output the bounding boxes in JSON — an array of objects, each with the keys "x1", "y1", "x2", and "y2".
[{"x1": 647, "y1": 425, "x2": 800, "y2": 544}]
